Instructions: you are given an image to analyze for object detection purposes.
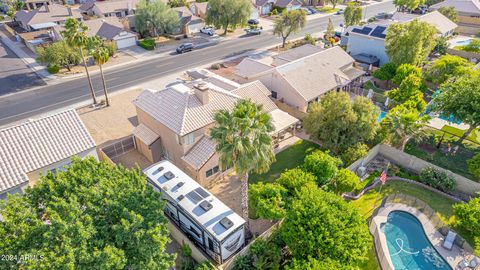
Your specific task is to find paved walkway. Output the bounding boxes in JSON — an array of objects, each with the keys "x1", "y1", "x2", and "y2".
[{"x1": 0, "y1": 32, "x2": 54, "y2": 81}]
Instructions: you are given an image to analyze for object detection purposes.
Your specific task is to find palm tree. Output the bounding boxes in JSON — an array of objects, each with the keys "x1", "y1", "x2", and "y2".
[
  {"x1": 382, "y1": 105, "x2": 428, "y2": 151},
  {"x1": 61, "y1": 18, "x2": 97, "y2": 105},
  {"x1": 87, "y1": 36, "x2": 111, "y2": 106},
  {"x1": 210, "y1": 99, "x2": 275, "y2": 232}
]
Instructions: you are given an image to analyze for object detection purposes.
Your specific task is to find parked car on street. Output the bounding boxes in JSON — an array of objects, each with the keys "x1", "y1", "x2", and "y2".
[
  {"x1": 307, "y1": 7, "x2": 317, "y2": 14},
  {"x1": 245, "y1": 27, "x2": 262, "y2": 35},
  {"x1": 248, "y1": 19, "x2": 259, "y2": 25},
  {"x1": 335, "y1": 9, "x2": 344, "y2": 15},
  {"x1": 302, "y1": 7, "x2": 313, "y2": 15},
  {"x1": 176, "y1": 43, "x2": 194, "y2": 54},
  {"x1": 200, "y1": 26, "x2": 215, "y2": 36}
]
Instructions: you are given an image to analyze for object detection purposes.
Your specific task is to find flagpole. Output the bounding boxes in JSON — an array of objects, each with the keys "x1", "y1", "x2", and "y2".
[{"x1": 371, "y1": 162, "x2": 390, "y2": 215}]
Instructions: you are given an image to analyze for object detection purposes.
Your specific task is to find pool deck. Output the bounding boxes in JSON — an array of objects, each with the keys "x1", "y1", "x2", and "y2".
[{"x1": 370, "y1": 203, "x2": 468, "y2": 270}]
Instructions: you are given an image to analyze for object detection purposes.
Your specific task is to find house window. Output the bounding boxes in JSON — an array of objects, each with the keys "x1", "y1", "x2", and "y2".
[
  {"x1": 189, "y1": 226, "x2": 201, "y2": 238},
  {"x1": 206, "y1": 166, "x2": 219, "y2": 178},
  {"x1": 271, "y1": 91, "x2": 278, "y2": 99},
  {"x1": 208, "y1": 238, "x2": 214, "y2": 251},
  {"x1": 182, "y1": 133, "x2": 195, "y2": 145}
]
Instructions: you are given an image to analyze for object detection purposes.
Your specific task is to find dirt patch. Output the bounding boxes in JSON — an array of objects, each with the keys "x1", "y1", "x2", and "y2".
[
  {"x1": 208, "y1": 57, "x2": 245, "y2": 82},
  {"x1": 208, "y1": 174, "x2": 276, "y2": 237},
  {"x1": 77, "y1": 88, "x2": 142, "y2": 147}
]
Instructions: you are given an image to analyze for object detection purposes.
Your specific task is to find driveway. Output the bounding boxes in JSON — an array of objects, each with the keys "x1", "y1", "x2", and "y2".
[{"x1": 0, "y1": 40, "x2": 45, "y2": 95}]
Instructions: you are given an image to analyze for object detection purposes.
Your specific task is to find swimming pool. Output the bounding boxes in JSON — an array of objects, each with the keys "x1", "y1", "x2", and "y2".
[
  {"x1": 382, "y1": 211, "x2": 451, "y2": 270},
  {"x1": 453, "y1": 38, "x2": 473, "y2": 46},
  {"x1": 377, "y1": 111, "x2": 387, "y2": 122}
]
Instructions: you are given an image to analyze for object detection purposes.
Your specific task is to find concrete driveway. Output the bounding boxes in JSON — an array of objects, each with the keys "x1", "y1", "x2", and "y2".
[{"x1": 0, "y1": 40, "x2": 45, "y2": 95}]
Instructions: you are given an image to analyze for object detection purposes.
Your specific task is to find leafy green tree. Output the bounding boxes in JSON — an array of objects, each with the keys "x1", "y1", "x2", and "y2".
[
  {"x1": 329, "y1": 0, "x2": 340, "y2": 8},
  {"x1": 435, "y1": 36, "x2": 448, "y2": 55},
  {"x1": 372, "y1": 62, "x2": 397, "y2": 87},
  {"x1": 343, "y1": 6, "x2": 363, "y2": 27},
  {"x1": 205, "y1": 0, "x2": 251, "y2": 35},
  {"x1": 248, "y1": 238, "x2": 282, "y2": 270},
  {"x1": 387, "y1": 74, "x2": 424, "y2": 105},
  {"x1": 425, "y1": 55, "x2": 473, "y2": 84},
  {"x1": 468, "y1": 153, "x2": 480, "y2": 180},
  {"x1": 341, "y1": 143, "x2": 369, "y2": 166},
  {"x1": 304, "y1": 150, "x2": 342, "y2": 185},
  {"x1": 331, "y1": 168, "x2": 359, "y2": 194},
  {"x1": 62, "y1": 18, "x2": 97, "y2": 104},
  {"x1": 286, "y1": 257, "x2": 344, "y2": 270},
  {"x1": 454, "y1": 197, "x2": 480, "y2": 236},
  {"x1": 0, "y1": 157, "x2": 175, "y2": 270},
  {"x1": 5, "y1": 0, "x2": 24, "y2": 17},
  {"x1": 280, "y1": 186, "x2": 370, "y2": 265},
  {"x1": 273, "y1": 10, "x2": 307, "y2": 47},
  {"x1": 462, "y1": 39, "x2": 480, "y2": 53},
  {"x1": 249, "y1": 183, "x2": 286, "y2": 219},
  {"x1": 385, "y1": 20, "x2": 437, "y2": 66},
  {"x1": 438, "y1": 6, "x2": 458, "y2": 22},
  {"x1": 135, "y1": 0, "x2": 180, "y2": 37},
  {"x1": 394, "y1": 0, "x2": 425, "y2": 11},
  {"x1": 304, "y1": 91, "x2": 379, "y2": 153},
  {"x1": 36, "y1": 40, "x2": 81, "y2": 71},
  {"x1": 392, "y1": 63, "x2": 422, "y2": 85},
  {"x1": 168, "y1": 0, "x2": 188, "y2": 7},
  {"x1": 382, "y1": 104, "x2": 428, "y2": 150},
  {"x1": 304, "y1": 34, "x2": 316, "y2": 45},
  {"x1": 210, "y1": 99, "x2": 275, "y2": 228},
  {"x1": 434, "y1": 73, "x2": 480, "y2": 144},
  {"x1": 87, "y1": 36, "x2": 111, "y2": 106},
  {"x1": 275, "y1": 168, "x2": 317, "y2": 197}
]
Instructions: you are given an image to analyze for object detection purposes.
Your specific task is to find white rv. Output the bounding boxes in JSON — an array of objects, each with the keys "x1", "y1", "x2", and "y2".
[{"x1": 143, "y1": 161, "x2": 246, "y2": 264}]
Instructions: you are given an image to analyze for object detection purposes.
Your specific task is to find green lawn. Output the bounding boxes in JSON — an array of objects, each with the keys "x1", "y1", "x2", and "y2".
[
  {"x1": 405, "y1": 128, "x2": 480, "y2": 181},
  {"x1": 350, "y1": 181, "x2": 477, "y2": 269},
  {"x1": 249, "y1": 140, "x2": 321, "y2": 184},
  {"x1": 316, "y1": 6, "x2": 339, "y2": 13},
  {"x1": 441, "y1": 125, "x2": 480, "y2": 144},
  {"x1": 363, "y1": 81, "x2": 386, "y2": 94}
]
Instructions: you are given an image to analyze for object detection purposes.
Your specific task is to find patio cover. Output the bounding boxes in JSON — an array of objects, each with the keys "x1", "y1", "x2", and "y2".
[
  {"x1": 132, "y1": 124, "x2": 159, "y2": 146},
  {"x1": 269, "y1": 109, "x2": 299, "y2": 134},
  {"x1": 30, "y1": 22, "x2": 57, "y2": 30}
]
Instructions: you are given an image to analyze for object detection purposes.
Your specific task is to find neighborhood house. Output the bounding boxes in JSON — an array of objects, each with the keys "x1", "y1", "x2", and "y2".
[
  {"x1": 14, "y1": 3, "x2": 82, "y2": 31},
  {"x1": 234, "y1": 45, "x2": 365, "y2": 112},
  {"x1": 430, "y1": 0, "x2": 480, "y2": 34},
  {"x1": 144, "y1": 160, "x2": 246, "y2": 264},
  {"x1": 0, "y1": 109, "x2": 97, "y2": 199},
  {"x1": 254, "y1": 0, "x2": 302, "y2": 15},
  {"x1": 132, "y1": 69, "x2": 299, "y2": 186},
  {"x1": 79, "y1": 0, "x2": 140, "y2": 18}
]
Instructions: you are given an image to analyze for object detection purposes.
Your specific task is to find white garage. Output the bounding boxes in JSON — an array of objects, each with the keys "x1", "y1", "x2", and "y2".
[{"x1": 114, "y1": 31, "x2": 138, "y2": 49}]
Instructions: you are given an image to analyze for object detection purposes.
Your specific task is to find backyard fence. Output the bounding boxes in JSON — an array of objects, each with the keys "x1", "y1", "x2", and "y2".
[{"x1": 100, "y1": 136, "x2": 135, "y2": 160}]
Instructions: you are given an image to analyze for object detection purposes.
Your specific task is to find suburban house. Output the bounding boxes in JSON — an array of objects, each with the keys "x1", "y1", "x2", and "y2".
[
  {"x1": 144, "y1": 161, "x2": 246, "y2": 264},
  {"x1": 173, "y1": 6, "x2": 205, "y2": 35},
  {"x1": 234, "y1": 45, "x2": 365, "y2": 112},
  {"x1": 189, "y1": 2, "x2": 208, "y2": 19},
  {"x1": 54, "y1": 17, "x2": 138, "y2": 49},
  {"x1": 344, "y1": 11, "x2": 457, "y2": 66},
  {"x1": 254, "y1": 0, "x2": 302, "y2": 15},
  {"x1": 132, "y1": 69, "x2": 299, "y2": 186},
  {"x1": 14, "y1": 3, "x2": 82, "y2": 31},
  {"x1": 0, "y1": 109, "x2": 97, "y2": 199},
  {"x1": 430, "y1": 0, "x2": 480, "y2": 34},
  {"x1": 79, "y1": 0, "x2": 140, "y2": 18}
]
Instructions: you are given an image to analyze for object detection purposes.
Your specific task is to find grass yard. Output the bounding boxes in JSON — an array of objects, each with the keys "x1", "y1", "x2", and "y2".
[
  {"x1": 316, "y1": 6, "x2": 339, "y2": 13},
  {"x1": 363, "y1": 81, "x2": 386, "y2": 94},
  {"x1": 441, "y1": 125, "x2": 480, "y2": 144},
  {"x1": 249, "y1": 139, "x2": 321, "y2": 184},
  {"x1": 350, "y1": 181, "x2": 477, "y2": 269}
]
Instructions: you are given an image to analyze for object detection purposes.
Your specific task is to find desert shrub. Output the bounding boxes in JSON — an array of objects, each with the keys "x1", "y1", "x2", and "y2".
[
  {"x1": 304, "y1": 34, "x2": 316, "y2": 45},
  {"x1": 47, "y1": 64, "x2": 60, "y2": 74},
  {"x1": 467, "y1": 153, "x2": 480, "y2": 180},
  {"x1": 210, "y1": 63, "x2": 221, "y2": 70},
  {"x1": 419, "y1": 167, "x2": 456, "y2": 192},
  {"x1": 104, "y1": 41, "x2": 117, "y2": 56}
]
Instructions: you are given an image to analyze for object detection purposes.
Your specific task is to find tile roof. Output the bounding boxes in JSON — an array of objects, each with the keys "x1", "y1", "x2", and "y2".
[
  {"x1": 80, "y1": 0, "x2": 141, "y2": 14},
  {"x1": 235, "y1": 58, "x2": 274, "y2": 78},
  {"x1": 272, "y1": 44, "x2": 324, "y2": 66},
  {"x1": 275, "y1": 0, "x2": 302, "y2": 7},
  {"x1": 133, "y1": 124, "x2": 159, "y2": 146},
  {"x1": 269, "y1": 108, "x2": 299, "y2": 133},
  {"x1": 134, "y1": 80, "x2": 277, "y2": 136},
  {"x1": 15, "y1": 4, "x2": 82, "y2": 26},
  {"x1": 391, "y1": 11, "x2": 457, "y2": 35},
  {"x1": 181, "y1": 136, "x2": 216, "y2": 170},
  {"x1": 0, "y1": 109, "x2": 96, "y2": 193},
  {"x1": 431, "y1": 0, "x2": 480, "y2": 15}
]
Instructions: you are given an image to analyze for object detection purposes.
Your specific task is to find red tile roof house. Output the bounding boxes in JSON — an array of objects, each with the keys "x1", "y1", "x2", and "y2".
[
  {"x1": 14, "y1": 3, "x2": 83, "y2": 31},
  {"x1": 79, "y1": 0, "x2": 141, "y2": 18},
  {"x1": 0, "y1": 109, "x2": 97, "y2": 199},
  {"x1": 234, "y1": 45, "x2": 365, "y2": 112},
  {"x1": 254, "y1": 0, "x2": 303, "y2": 15},
  {"x1": 132, "y1": 70, "x2": 299, "y2": 186}
]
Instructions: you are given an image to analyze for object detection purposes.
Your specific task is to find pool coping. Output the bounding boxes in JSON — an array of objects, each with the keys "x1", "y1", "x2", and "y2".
[{"x1": 370, "y1": 203, "x2": 465, "y2": 270}]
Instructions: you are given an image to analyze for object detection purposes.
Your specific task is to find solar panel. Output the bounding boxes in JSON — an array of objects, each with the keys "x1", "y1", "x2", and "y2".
[
  {"x1": 351, "y1": 27, "x2": 373, "y2": 35},
  {"x1": 194, "y1": 187, "x2": 209, "y2": 198},
  {"x1": 370, "y1": 26, "x2": 387, "y2": 39},
  {"x1": 187, "y1": 191, "x2": 203, "y2": 204}
]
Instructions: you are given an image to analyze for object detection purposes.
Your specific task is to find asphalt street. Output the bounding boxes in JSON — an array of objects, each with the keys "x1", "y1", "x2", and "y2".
[{"x1": 0, "y1": 0, "x2": 395, "y2": 126}]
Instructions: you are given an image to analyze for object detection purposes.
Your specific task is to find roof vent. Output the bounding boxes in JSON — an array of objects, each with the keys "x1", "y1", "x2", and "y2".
[
  {"x1": 200, "y1": 200, "x2": 213, "y2": 211},
  {"x1": 153, "y1": 166, "x2": 164, "y2": 175},
  {"x1": 164, "y1": 171, "x2": 175, "y2": 180},
  {"x1": 177, "y1": 195, "x2": 185, "y2": 201},
  {"x1": 176, "y1": 182, "x2": 184, "y2": 188},
  {"x1": 220, "y1": 217, "x2": 233, "y2": 229}
]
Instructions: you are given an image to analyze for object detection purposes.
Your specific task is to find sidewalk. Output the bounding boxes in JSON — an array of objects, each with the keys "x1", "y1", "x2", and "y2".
[{"x1": 0, "y1": 32, "x2": 55, "y2": 81}]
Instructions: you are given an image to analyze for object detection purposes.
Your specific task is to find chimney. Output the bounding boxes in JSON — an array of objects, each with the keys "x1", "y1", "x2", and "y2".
[
  {"x1": 194, "y1": 82, "x2": 210, "y2": 105},
  {"x1": 67, "y1": 7, "x2": 72, "y2": 16}
]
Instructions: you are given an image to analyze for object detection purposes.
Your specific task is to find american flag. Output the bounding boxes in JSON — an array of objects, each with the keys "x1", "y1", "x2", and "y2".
[{"x1": 380, "y1": 169, "x2": 388, "y2": 185}]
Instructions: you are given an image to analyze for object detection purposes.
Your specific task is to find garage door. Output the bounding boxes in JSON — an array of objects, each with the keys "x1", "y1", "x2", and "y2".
[
  {"x1": 188, "y1": 23, "x2": 204, "y2": 34},
  {"x1": 116, "y1": 37, "x2": 137, "y2": 49}
]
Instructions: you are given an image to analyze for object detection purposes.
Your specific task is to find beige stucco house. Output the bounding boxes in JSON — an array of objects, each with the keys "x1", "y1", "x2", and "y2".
[
  {"x1": 132, "y1": 70, "x2": 299, "y2": 186},
  {"x1": 234, "y1": 45, "x2": 365, "y2": 112},
  {"x1": 431, "y1": 0, "x2": 480, "y2": 34},
  {"x1": 0, "y1": 109, "x2": 97, "y2": 199}
]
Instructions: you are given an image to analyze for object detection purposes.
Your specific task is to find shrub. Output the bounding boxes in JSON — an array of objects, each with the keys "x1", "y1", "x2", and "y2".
[
  {"x1": 304, "y1": 150, "x2": 342, "y2": 186},
  {"x1": 467, "y1": 153, "x2": 480, "y2": 180},
  {"x1": 0, "y1": 15, "x2": 5, "y2": 21},
  {"x1": 248, "y1": 239, "x2": 282, "y2": 270},
  {"x1": 210, "y1": 63, "x2": 221, "y2": 70},
  {"x1": 47, "y1": 64, "x2": 60, "y2": 74},
  {"x1": 419, "y1": 167, "x2": 456, "y2": 192},
  {"x1": 453, "y1": 197, "x2": 480, "y2": 236},
  {"x1": 104, "y1": 41, "x2": 117, "y2": 56},
  {"x1": 272, "y1": 9, "x2": 278, "y2": 15},
  {"x1": 304, "y1": 34, "x2": 316, "y2": 45},
  {"x1": 194, "y1": 261, "x2": 215, "y2": 270},
  {"x1": 139, "y1": 38, "x2": 156, "y2": 50},
  {"x1": 341, "y1": 143, "x2": 369, "y2": 166},
  {"x1": 232, "y1": 255, "x2": 254, "y2": 270}
]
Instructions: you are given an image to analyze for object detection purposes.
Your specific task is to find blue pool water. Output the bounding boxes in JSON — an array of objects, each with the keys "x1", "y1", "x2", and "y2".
[
  {"x1": 377, "y1": 111, "x2": 387, "y2": 122},
  {"x1": 382, "y1": 211, "x2": 451, "y2": 270},
  {"x1": 454, "y1": 39, "x2": 473, "y2": 46}
]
